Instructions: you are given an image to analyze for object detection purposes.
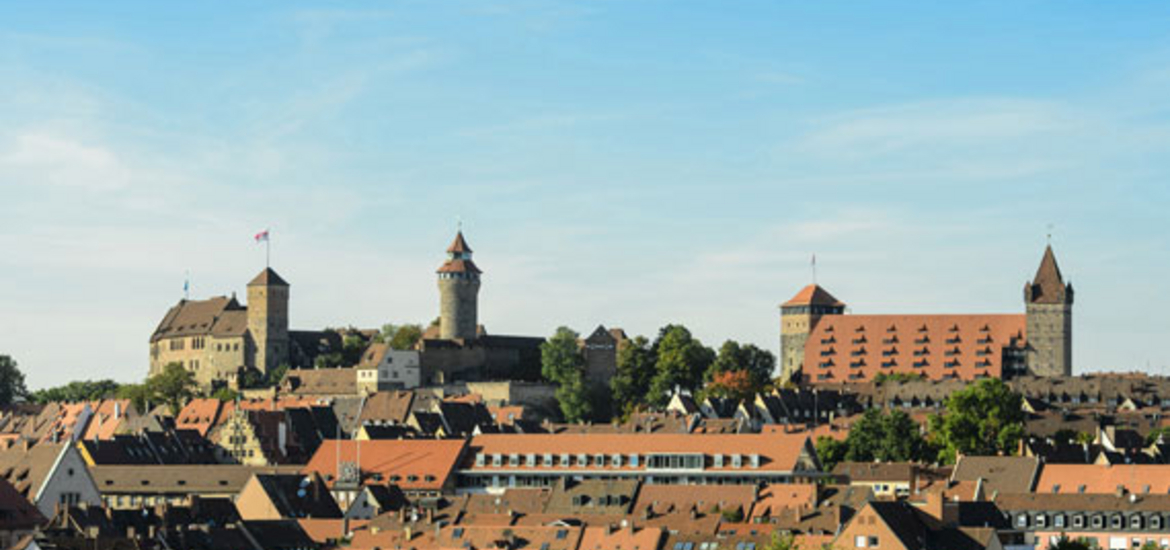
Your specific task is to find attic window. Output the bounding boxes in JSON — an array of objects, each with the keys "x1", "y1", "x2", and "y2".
[{"x1": 140, "y1": 480, "x2": 150, "y2": 486}]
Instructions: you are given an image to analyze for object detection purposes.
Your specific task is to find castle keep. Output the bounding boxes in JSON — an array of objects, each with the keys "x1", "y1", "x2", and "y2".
[
  {"x1": 149, "y1": 268, "x2": 339, "y2": 390},
  {"x1": 780, "y1": 245, "x2": 1073, "y2": 384}
]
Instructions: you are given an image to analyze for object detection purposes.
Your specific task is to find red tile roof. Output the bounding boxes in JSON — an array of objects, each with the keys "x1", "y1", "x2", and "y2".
[
  {"x1": 803, "y1": 313, "x2": 1026, "y2": 384},
  {"x1": 1036, "y1": 464, "x2": 1170, "y2": 495},
  {"x1": 783, "y1": 284, "x2": 845, "y2": 308},
  {"x1": 303, "y1": 439, "x2": 467, "y2": 492},
  {"x1": 447, "y1": 231, "x2": 473, "y2": 254},
  {"x1": 467, "y1": 433, "x2": 816, "y2": 474},
  {"x1": 436, "y1": 259, "x2": 482, "y2": 275},
  {"x1": 750, "y1": 484, "x2": 818, "y2": 519}
]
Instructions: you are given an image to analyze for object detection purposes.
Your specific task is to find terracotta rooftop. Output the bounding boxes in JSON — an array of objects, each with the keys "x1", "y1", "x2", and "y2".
[
  {"x1": 783, "y1": 284, "x2": 845, "y2": 308},
  {"x1": 803, "y1": 313, "x2": 1026, "y2": 384},
  {"x1": 303, "y1": 439, "x2": 468, "y2": 492},
  {"x1": 436, "y1": 258, "x2": 483, "y2": 275},
  {"x1": 1036, "y1": 464, "x2": 1170, "y2": 495},
  {"x1": 447, "y1": 231, "x2": 473, "y2": 254},
  {"x1": 466, "y1": 433, "x2": 818, "y2": 474}
]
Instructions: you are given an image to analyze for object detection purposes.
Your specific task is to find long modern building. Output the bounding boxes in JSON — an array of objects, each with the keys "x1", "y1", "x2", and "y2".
[{"x1": 780, "y1": 246, "x2": 1074, "y2": 384}]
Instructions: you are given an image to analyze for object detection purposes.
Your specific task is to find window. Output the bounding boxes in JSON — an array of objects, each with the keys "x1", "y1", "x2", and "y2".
[
  {"x1": 854, "y1": 535, "x2": 868, "y2": 548},
  {"x1": 1055, "y1": 514, "x2": 1065, "y2": 528},
  {"x1": 1017, "y1": 514, "x2": 1028, "y2": 528}
]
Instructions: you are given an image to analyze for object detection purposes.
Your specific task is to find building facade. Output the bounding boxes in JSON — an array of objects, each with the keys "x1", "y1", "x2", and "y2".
[
  {"x1": 150, "y1": 268, "x2": 293, "y2": 389},
  {"x1": 781, "y1": 246, "x2": 1072, "y2": 384}
]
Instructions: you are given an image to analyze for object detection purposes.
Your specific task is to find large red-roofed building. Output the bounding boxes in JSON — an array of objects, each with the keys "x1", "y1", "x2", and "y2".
[{"x1": 781, "y1": 246, "x2": 1073, "y2": 384}]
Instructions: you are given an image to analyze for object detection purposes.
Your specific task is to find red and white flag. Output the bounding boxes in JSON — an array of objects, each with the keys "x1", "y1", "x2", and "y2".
[{"x1": 254, "y1": 229, "x2": 270, "y2": 243}]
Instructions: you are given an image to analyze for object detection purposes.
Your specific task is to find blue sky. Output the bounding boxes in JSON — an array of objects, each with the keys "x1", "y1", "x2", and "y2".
[{"x1": 1, "y1": 1, "x2": 1168, "y2": 389}]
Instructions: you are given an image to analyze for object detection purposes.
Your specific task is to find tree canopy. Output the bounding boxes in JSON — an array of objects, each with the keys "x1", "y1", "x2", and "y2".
[
  {"x1": 704, "y1": 340, "x2": 775, "y2": 401},
  {"x1": 647, "y1": 325, "x2": 714, "y2": 408},
  {"x1": 30, "y1": 379, "x2": 120, "y2": 404},
  {"x1": 610, "y1": 335, "x2": 655, "y2": 418},
  {"x1": 147, "y1": 362, "x2": 197, "y2": 415},
  {"x1": 376, "y1": 323, "x2": 424, "y2": 350},
  {"x1": 929, "y1": 378, "x2": 1025, "y2": 463},
  {"x1": 541, "y1": 327, "x2": 591, "y2": 423},
  {"x1": 0, "y1": 356, "x2": 28, "y2": 406}
]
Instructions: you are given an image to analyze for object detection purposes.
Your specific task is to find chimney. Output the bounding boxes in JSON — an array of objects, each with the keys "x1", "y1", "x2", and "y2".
[{"x1": 278, "y1": 421, "x2": 288, "y2": 457}]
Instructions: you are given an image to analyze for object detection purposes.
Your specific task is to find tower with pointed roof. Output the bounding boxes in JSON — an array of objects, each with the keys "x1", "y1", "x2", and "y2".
[
  {"x1": 436, "y1": 231, "x2": 481, "y2": 341},
  {"x1": 1024, "y1": 245, "x2": 1073, "y2": 376},
  {"x1": 247, "y1": 267, "x2": 290, "y2": 374},
  {"x1": 779, "y1": 284, "x2": 846, "y2": 383}
]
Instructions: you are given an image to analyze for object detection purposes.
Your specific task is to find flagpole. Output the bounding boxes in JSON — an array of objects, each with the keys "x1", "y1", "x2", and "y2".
[{"x1": 266, "y1": 236, "x2": 270, "y2": 269}]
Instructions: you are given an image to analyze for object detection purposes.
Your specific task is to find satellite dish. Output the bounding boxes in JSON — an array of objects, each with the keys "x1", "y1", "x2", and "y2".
[{"x1": 297, "y1": 489, "x2": 307, "y2": 498}]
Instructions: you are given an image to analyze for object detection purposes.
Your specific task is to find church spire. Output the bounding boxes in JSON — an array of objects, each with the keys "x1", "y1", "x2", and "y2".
[{"x1": 1026, "y1": 245, "x2": 1072, "y2": 305}]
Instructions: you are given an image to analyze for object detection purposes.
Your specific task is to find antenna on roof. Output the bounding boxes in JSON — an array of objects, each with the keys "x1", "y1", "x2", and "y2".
[
  {"x1": 811, "y1": 254, "x2": 817, "y2": 285},
  {"x1": 456, "y1": 215, "x2": 463, "y2": 233},
  {"x1": 183, "y1": 271, "x2": 190, "y2": 300},
  {"x1": 1046, "y1": 223, "x2": 1054, "y2": 246}
]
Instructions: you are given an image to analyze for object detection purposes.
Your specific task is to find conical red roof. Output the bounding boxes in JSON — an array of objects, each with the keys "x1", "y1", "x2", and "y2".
[
  {"x1": 447, "y1": 231, "x2": 472, "y2": 254},
  {"x1": 782, "y1": 284, "x2": 844, "y2": 307},
  {"x1": 1027, "y1": 245, "x2": 1069, "y2": 304}
]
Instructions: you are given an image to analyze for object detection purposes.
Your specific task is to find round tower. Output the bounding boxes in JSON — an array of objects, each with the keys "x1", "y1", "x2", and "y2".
[{"x1": 436, "y1": 231, "x2": 482, "y2": 341}]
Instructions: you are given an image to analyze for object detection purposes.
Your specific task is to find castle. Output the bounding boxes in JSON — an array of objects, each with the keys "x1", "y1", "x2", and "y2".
[
  {"x1": 418, "y1": 231, "x2": 545, "y2": 385},
  {"x1": 149, "y1": 268, "x2": 338, "y2": 389},
  {"x1": 780, "y1": 245, "x2": 1074, "y2": 384}
]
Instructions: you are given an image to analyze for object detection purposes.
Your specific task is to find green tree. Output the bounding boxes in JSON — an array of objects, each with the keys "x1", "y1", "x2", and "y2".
[
  {"x1": 30, "y1": 380, "x2": 121, "y2": 403},
  {"x1": 211, "y1": 387, "x2": 240, "y2": 401},
  {"x1": 647, "y1": 325, "x2": 714, "y2": 408},
  {"x1": 815, "y1": 436, "x2": 848, "y2": 472},
  {"x1": 147, "y1": 362, "x2": 196, "y2": 415},
  {"x1": 341, "y1": 334, "x2": 367, "y2": 366},
  {"x1": 837, "y1": 409, "x2": 930, "y2": 463},
  {"x1": 116, "y1": 384, "x2": 152, "y2": 413},
  {"x1": 765, "y1": 531, "x2": 796, "y2": 550},
  {"x1": 388, "y1": 324, "x2": 424, "y2": 350},
  {"x1": 0, "y1": 356, "x2": 28, "y2": 406},
  {"x1": 929, "y1": 378, "x2": 1026, "y2": 463},
  {"x1": 1047, "y1": 536, "x2": 1092, "y2": 550},
  {"x1": 611, "y1": 336, "x2": 656, "y2": 418},
  {"x1": 541, "y1": 327, "x2": 591, "y2": 423},
  {"x1": 705, "y1": 340, "x2": 775, "y2": 393},
  {"x1": 115, "y1": 383, "x2": 152, "y2": 414},
  {"x1": 265, "y1": 363, "x2": 290, "y2": 386}
]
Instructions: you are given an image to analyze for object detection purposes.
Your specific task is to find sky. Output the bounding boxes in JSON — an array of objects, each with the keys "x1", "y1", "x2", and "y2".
[{"x1": 1, "y1": 1, "x2": 1169, "y2": 389}]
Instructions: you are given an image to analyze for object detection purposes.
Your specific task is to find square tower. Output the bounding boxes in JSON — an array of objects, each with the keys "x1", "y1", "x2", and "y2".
[
  {"x1": 779, "y1": 284, "x2": 845, "y2": 384},
  {"x1": 1024, "y1": 245, "x2": 1073, "y2": 377},
  {"x1": 246, "y1": 268, "x2": 290, "y2": 374}
]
